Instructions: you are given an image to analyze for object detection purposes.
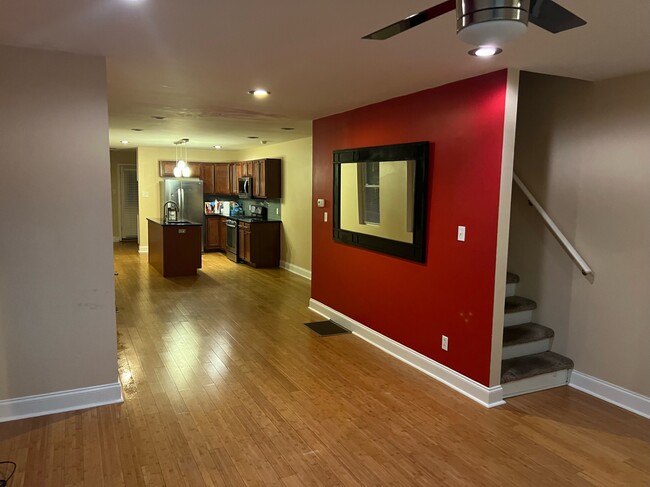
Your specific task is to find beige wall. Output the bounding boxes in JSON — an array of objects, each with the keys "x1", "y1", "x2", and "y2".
[
  {"x1": 509, "y1": 71, "x2": 650, "y2": 396},
  {"x1": 238, "y1": 137, "x2": 313, "y2": 273},
  {"x1": 136, "y1": 147, "x2": 237, "y2": 248},
  {"x1": 110, "y1": 149, "x2": 137, "y2": 239},
  {"x1": 0, "y1": 46, "x2": 118, "y2": 399}
]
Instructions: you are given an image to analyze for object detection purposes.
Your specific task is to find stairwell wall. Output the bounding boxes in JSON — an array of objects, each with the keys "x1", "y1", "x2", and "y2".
[{"x1": 509, "y1": 71, "x2": 650, "y2": 397}]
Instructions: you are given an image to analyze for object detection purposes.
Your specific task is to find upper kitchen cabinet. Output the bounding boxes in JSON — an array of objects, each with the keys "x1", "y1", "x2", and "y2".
[
  {"x1": 214, "y1": 164, "x2": 230, "y2": 195},
  {"x1": 201, "y1": 163, "x2": 215, "y2": 194},
  {"x1": 253, "y1": 159, "x2": 281, "y2": 199},
  {"x1": 160, "y1": 160, "x2": 201, "y2": 178}
]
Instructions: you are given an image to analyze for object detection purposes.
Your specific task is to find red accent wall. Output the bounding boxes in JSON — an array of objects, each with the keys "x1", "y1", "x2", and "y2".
[{"x1": 311, "y1": 71, "x2": 508, "y2": 386}]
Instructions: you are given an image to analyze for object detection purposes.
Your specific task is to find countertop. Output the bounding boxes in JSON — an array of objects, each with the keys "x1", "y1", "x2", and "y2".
[
  {"x1": 204, "y1": 214, "x2": 281, "y2": 224},
  {"x1": 147, "y1": 217, "x2": 203, "y2": 226}
]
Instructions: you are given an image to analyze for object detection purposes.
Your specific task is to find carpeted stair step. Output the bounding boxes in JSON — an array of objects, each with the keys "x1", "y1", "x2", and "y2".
[
  {"x1": 502, "y1": 323, "x2": 555, "y2": 360},
  {"x1": 506, "y1": 272, "x2": 520, "y2": 297},
  {"x1": 505, "y1": 296, "x2": 536, "y2": 313},
  {"x1": 503, "y1": 322, "x2": 554, "y2": 347},
  {"x1": 505, "y1": 296, "x2": 537, "y2": 326},
  {"x1": 501, "y1": 351, "x2": 573, "y2": 384}
]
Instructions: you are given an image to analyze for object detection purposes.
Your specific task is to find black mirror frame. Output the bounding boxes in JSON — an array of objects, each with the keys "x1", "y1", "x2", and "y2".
[{"x1": 333, "y1": 141, "x2": 429, "y2": 262}]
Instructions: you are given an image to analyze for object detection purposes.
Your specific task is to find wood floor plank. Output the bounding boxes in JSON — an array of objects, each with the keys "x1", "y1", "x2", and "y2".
[{"x1": 0, "y1": 242, "x2": 648, "y2": 486}]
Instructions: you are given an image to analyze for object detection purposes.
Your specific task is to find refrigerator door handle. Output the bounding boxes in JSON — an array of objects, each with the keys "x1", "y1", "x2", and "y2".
[{"x1": 180, "y1": 188, "x2": 185, "y2": 220}]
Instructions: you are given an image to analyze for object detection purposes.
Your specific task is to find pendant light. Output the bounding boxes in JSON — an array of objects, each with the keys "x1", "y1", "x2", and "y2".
[{"x1": 173, "y1": 138, "x2": 190, "y2": 177}]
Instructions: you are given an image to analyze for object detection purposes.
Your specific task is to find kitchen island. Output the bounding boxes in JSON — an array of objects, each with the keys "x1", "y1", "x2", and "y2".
[{"x1": 147, "y1": 218, "x2": 202, "y2": 277}]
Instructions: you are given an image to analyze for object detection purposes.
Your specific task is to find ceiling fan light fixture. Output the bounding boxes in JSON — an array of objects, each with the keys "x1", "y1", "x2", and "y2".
[
  {"x1": 457, "y1": 1, "x2": 529, "y2": 46},
  {"x1": 469, "y1": 46, "x2": 503, "y2": 57},
  {"x1": 458, "y1": 18, "x2": 527, "y2": 45}
]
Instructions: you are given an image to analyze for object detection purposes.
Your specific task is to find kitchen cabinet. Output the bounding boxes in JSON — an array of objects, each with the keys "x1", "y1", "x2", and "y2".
[
  {"x1": 214, "y1": 164, "x2": 230, "y2": 195},
  {"x1": 205, "y1": 215, "x2": 228, "y2": 251},
  {"x1": 201, "y1": 163, "x2": 215, "y2": 194},
  {"x1": 229, "y1": 163, "x2": 238, "y2": 196},
  {"x1": 237, "y1": 220, "x2": 280, "y2": 268},
  {"x1": 252, "y1": 158, "x2": 281, "y2": 199},
  {"x1": 205, "y1": 215, "x2": 220, "y2": 250},
  {"x1": 160, "y1": 160, "x2": 201, "y2": 178}
]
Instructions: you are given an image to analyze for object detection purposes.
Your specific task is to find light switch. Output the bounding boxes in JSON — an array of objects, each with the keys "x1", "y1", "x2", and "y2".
[
  {"x1": 142, "y1": 191, "x2": 149, "y2": 198},
  {"x1": 457, "y1": 226, "x2": 466, "y2": 241},
  {"x1": 324, "y1": 211, "x2": 328, "y2": 222},
  {"x1": 317, "y1": 198, "x2": 325, "y2": 208}
]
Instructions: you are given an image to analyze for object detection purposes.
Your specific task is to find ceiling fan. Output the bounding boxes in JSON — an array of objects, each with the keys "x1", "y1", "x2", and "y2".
[{"x1": 363, "y1": 0, "x2": 586, "y2": 47}]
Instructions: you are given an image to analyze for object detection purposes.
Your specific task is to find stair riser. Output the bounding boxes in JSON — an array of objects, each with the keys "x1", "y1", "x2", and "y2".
[
  {"x1": 505, "y1": 310, "x2": 533, "y2": 327},
  {"x1": 502, "y1": 338, "x2": 553, "y2": 360},
  {"x1": 502, "y1": 369, "x2": 571, "y2": 398},
  {"x1": 506, "y1": 282, "x2": 516, "y2": 298}
]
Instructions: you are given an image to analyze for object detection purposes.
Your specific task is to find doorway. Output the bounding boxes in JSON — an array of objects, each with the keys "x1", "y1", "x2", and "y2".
[{"x1": 119, "y1": 165, "x2": 138, "y2": 240}]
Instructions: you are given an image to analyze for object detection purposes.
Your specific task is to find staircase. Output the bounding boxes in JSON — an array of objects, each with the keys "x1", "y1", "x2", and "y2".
[{"x1": 501, "y1": 272, "x2": 574, "y2": 398}]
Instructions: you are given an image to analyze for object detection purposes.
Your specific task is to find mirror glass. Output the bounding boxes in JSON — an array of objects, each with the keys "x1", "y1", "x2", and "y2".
[{"x1": 333, "y1": 142, "x2": 429, "y2": 262}]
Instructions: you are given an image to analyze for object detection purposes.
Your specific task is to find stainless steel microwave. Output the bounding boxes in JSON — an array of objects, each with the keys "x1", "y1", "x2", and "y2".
[{"x1": 238, "y1": 176, "x2": 252, "y2": 198}]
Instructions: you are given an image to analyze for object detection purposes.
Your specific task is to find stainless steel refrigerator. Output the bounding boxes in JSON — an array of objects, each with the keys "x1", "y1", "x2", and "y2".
[{"x1": 160, "y1": 178, "x2": 204, "y2": 223}]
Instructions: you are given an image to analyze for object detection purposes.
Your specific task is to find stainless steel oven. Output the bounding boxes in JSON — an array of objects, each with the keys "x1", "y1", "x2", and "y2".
[{"x1": 225, "y1": 218, "x2": 238, "y2": 262}]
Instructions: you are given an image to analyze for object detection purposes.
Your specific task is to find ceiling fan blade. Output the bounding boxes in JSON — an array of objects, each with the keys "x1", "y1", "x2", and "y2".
[
  {"x1": 363, "y1": 0, "x2": 456, "y2": 40},
  {"x1": 529, "y1": 0, "x2": 586, "y2": 33}
]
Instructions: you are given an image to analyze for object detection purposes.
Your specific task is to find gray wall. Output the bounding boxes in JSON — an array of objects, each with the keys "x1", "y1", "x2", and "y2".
[
  {"x1": 0, "y1": 46, "x2": 118, "y2": 399},
  {"x1": 509, "y1": 71, "x2": 650, "y2": 396}
]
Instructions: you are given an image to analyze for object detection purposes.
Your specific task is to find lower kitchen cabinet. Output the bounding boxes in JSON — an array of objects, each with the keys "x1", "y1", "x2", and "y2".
[
  {"x1": 205, "y1": 215, "x2": 229, "y2": 252},
  {"x1": 237, "y1": 220, "x2": 280, "y2": 268}
]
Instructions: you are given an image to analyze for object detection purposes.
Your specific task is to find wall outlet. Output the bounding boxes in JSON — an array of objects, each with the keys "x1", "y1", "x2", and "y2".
[{"x1": 441, "y1": 335, "x2": 449, "y2": 351}]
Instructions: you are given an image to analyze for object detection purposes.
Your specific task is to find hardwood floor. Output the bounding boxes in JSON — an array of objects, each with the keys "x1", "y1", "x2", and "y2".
[{"x1": 1, "y1": 242, "x2": 648, "y2": 486}]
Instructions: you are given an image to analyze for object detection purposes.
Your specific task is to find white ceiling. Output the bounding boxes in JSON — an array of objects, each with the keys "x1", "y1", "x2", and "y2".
[{"x1": 2, "y1": 1, "x2": 649, "y2": 150}]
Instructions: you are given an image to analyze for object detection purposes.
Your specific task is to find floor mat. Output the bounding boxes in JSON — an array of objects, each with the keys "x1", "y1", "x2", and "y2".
[{"x1": 304, "y1": 320, "x2": 350, "y2": 336}]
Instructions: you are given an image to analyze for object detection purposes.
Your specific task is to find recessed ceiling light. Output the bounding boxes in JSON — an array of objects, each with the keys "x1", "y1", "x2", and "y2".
[
  {"x1": 120, "y1": 140, "x2": 129, "y2": 144},
  {"x1": 151, "y1": 115, "x2": 166, "y2": 120},
  {"x1": 281, "y1": 127, "x2": 295, "y2": 131},
  {"x1": 213, "y1": 145, "x2": 222, "y2": 149},
  {"x1": 131, "y1": 128, "x2": 143, "y2": 131},
  {"x1": 247, "y1": 136, "x2": 259, "y2": 139},
  {"x1": 248, "y1": 89, "x2": 270, "y2": 98},
  {"x1": 468, "y1": 46, "x2": 503, "y2": 57}
]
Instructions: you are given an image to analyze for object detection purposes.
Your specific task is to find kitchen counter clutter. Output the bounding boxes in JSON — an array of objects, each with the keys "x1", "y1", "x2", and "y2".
[{"x1": 147, "y1": 218, "x2": 202, "y2": 277}]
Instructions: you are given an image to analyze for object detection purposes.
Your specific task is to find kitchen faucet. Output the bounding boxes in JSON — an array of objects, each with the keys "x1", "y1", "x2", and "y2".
[{"x1": 163, "y1": 200, "x2": 179, "y2": 222}]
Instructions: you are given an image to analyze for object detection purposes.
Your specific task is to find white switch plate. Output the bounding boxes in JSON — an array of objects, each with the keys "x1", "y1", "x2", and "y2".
[
  {"x1": 442, "y1": 335, "x2": 449, "y2": 351},
  {"x1": 324, "y1": 211, "x2": 328, "y2": 222},
  {"x1": 457, "y1": 226, "x2": 466, "y2": 241},
  {"x1": 276, "y1": 208, "x2": 279, "y2": 215},
  {"x1": 317, "y1": 198, "x2": 325, "y2": 208}
]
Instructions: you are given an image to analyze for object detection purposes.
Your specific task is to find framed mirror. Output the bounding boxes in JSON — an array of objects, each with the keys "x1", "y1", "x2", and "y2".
[{"x1": 333, "y1": 141, "x2": 429, "y2": 262}]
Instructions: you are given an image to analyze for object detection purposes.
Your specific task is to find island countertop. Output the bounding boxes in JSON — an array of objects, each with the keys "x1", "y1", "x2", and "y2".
[{"x1": 147, "y1": 217, "x2": 202, "y2": 226}]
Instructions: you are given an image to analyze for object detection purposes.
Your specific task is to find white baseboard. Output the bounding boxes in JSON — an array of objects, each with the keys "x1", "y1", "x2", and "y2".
[
  {"x1": 138, "y1": 245, "x2": 148, "y2": 253},
  {"x1": 0, "y1": 382, "x2": 123, "y2": 423},
  {"x1": 280, "y1": 260, "x2": 311, "y2": 280},
  {"x1": 569, "y1": 370, "x2": 650, "y2": 419},
  {"x1": 113, "y1": 236, "x2": 121, "y2": 243},
  {"x1": 308, "y1": 299, "x2": 505, "y2": 408}
]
